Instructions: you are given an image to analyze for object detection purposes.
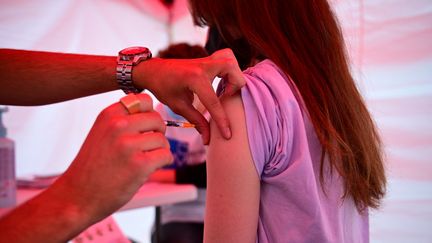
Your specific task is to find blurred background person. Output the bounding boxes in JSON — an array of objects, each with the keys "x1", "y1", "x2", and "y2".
[{"x1": 148, "y1": 43, "x2": 209, "y2": 243}]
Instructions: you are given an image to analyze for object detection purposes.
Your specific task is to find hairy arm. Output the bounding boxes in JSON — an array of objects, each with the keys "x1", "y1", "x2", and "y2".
[
  {"x1": 204, "y1": 91, "x2": 260, "y2": 243},
  {"x1": 0, "y1": 48, "x2": 246, "y2": 142},
  {"x1": 0, "y1": 49, "x2": 118, "y2": 105}
]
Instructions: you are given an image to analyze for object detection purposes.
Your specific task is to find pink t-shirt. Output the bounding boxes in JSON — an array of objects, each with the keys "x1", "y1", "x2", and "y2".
[{"x1": 240, "y1": 60, "x2": 368, "y2": 243}]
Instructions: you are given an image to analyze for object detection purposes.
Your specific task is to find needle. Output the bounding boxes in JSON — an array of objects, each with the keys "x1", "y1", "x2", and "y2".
[{"x1": 164, "y1": 120, "x2": 195, "y2": 128}]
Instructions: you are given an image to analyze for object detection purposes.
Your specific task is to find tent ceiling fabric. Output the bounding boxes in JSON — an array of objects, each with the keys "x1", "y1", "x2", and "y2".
[
  {"x1": 0, "y1": 0, "x2": 431, "y2": 242},
  {"x1": 139, "y1": 0, "x2": 190, "y2": 23},
  {"x1": 0, "y1": 0, "x2": 203, "y2": 54}
]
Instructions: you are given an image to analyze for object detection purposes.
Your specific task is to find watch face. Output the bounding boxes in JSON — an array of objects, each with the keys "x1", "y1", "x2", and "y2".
[{"x1": 119, "y1": 46, "x2": 149, "y2": 56}]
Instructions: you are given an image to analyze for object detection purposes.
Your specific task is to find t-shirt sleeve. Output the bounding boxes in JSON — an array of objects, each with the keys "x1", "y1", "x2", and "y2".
[{"x1": 240, "y1": 61, "x2": 304, "y2": 178}]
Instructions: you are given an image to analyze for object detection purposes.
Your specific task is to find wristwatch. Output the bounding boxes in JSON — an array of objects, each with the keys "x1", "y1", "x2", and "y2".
[{"x1": 116, "y1": 46, "x2": 152, "y2": 94}]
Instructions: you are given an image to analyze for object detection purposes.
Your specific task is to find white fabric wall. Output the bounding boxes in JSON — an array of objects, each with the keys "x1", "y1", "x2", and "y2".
[{"x1": 0, "y1": 0, "x2": 431, "y2": 242}]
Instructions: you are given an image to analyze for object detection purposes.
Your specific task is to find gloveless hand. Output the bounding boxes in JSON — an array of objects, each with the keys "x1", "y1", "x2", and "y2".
[
  {"x1": 135, "y1": 48, "x2": 246, "y2": 145},
  {"x1": 47, "y1": 94, "x2": 173, "y2": 224}
]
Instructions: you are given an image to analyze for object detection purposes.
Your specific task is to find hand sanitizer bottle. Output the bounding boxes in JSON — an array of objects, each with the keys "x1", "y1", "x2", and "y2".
[{"x1": 0, "y1": 106, "x2": 16, "y2": 207}]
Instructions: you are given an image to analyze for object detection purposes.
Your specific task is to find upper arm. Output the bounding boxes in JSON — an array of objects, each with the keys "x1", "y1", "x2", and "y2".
[{"x1": 204, "y1": 92, "x2": 260, "y2": 243}]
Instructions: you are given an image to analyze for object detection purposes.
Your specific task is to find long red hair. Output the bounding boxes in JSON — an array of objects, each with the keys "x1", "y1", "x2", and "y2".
[{"x1": 189, "y1": 0, "x2": 386, "y2": 210}]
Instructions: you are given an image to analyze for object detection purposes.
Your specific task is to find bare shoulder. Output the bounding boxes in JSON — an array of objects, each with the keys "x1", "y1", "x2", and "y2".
[
  {"x1": 205, "y1": 90, "x2": 259, "y2": 243},
  {"x1": 209, "y1": 91, "x2": 245, "y2": 142}
]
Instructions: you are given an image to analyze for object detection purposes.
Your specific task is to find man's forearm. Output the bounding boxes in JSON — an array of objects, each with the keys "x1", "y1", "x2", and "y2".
[{"x1": 0, "y1": 49, "x2": 119, "y2": 105}]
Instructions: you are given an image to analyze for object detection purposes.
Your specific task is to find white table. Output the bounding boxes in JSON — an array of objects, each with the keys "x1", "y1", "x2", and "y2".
[{"x1": 0, "y1": 182, "x2": 197, "y2": 216}]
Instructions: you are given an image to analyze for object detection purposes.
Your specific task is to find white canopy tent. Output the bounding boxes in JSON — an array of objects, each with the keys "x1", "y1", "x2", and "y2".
[{"x1": 1, "y1": 0, "x2": 431, "y2": 242}]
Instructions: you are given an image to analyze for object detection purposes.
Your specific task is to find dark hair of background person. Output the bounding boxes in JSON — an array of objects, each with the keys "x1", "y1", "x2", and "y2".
[
  {"x1": 189, "y1": 0, "x2": 386, "y2": 211},
  {"x1": 158, "y1": 43, "x2": 208, "y2": 59}
]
